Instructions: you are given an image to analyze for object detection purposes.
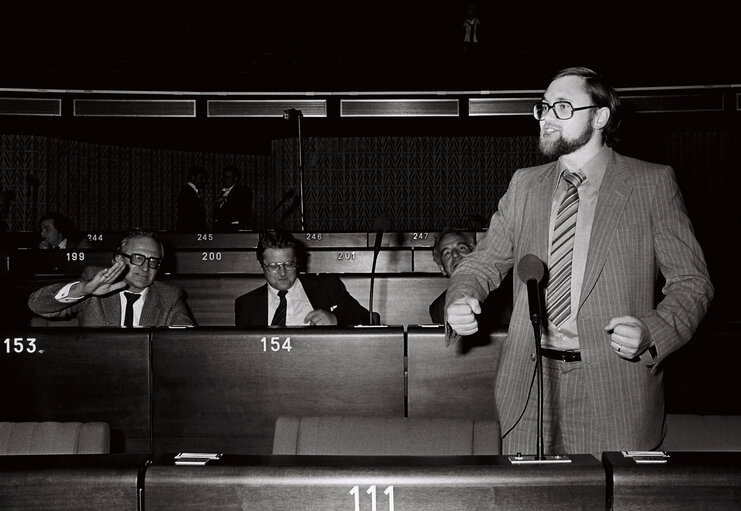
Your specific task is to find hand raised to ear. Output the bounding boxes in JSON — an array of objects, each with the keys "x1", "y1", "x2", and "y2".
[{"x1": 73, "y1": 261, "x2": 128, "y2": 297}]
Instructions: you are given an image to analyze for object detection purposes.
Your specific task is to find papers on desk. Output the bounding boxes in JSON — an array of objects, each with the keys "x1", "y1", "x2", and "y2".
[
  {"x1": 174, "y1": 452, "x2": 223, "y2": 465},
  {"x1": 622, "y1": 450, "x2": 670, "y2": 463}
]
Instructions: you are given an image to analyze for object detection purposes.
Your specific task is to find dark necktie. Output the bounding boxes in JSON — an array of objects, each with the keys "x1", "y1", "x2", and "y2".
[
  {"x1": 124, "y1": 292, "x2": 141, "y2": 328},
  {"x1": 546, "y1": 171, "x2": 585, "y2": 327},
  {"x1": 271, "y1": 290, "x2": 287, "y2": 327}
]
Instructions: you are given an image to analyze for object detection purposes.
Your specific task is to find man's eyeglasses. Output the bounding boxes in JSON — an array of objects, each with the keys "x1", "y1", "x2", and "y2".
[
  {"x1": 262, "y1": 261, "x2": 298, "y2": 273},
  {"x1": 533, "y1": 101, "x2": 598, "y2": 121},
  {"x1": 120, "y1": 252, "x2": 162, "y2": 269}
]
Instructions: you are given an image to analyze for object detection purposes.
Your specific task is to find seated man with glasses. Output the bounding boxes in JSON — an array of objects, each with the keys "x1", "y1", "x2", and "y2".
[
  {"x1": 235, "y1": 230, "x2": 371, "y2": 327},
  {"x1": 28, "y1": 228, "x2": 195, "y2": 327}
]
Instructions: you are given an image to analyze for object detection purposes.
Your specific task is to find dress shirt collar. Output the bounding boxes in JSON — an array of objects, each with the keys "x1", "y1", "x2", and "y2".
[{"x1": 557, "y1": 144, "x2": 611, "y2": 190}]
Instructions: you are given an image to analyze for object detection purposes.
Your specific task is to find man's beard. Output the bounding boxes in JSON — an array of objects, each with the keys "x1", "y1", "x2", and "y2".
[{"x1": 539, "y1": 121, "x2": 594, "y2": 159}]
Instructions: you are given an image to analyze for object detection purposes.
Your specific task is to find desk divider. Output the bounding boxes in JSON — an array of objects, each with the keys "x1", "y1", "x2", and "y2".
[
  {"x1": 0, "y1": 328, "x2": 152, "y2": 454},
  {"x1": 151, "y1": 327, "x2": 406, "y2": 455},
  {"x1": 406, "y1": 326, "x2": 504, "y2": 421}
]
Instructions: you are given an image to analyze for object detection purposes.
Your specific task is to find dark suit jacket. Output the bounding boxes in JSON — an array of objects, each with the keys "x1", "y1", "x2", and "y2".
[
  {"x1": 215, "y1": 184, "x2": 253, "y2": 232},
  {"x1": 446, "y1": 149, "x2": 713, "y2": 454},
  {"x1": 235, "y1": 274, "x2": 371, "y2": 327},
  {"x1": 176, "y1": 184, "x2": 207, "y2": 232},
  {"x1": 27, "y1": 266, "x2": 196, "y2": 327}
]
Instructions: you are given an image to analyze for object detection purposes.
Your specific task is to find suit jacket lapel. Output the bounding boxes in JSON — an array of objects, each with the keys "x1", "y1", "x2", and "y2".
[
  {"x1": 257, "y1": 285, "x2": 269, "y2": 324},
  {"x1": 579, "y1": 153, "x2": 633, "y2": 310},
  {"x1": 298, "y1": 276, "x2": 321, "y2": 310},
  {"x1": 103, "y1": 293, "x2": 122, "y2": 327},
  {"x1": 526, "y1": 163, "x2": 558, "y2": 261},
  {"x1": 140, "y1": 286, "x2": 159, "y2": 327}
]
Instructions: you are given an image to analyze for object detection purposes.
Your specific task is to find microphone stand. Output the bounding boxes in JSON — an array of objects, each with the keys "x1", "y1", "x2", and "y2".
[
  {"x1": 528, "y1": 285, "x2": 545, "y2": 461},
  {"x1": 509, "y1": 276, "x2": 571, "y2": 465},
  {"x1": 368, "y1": 229, "x2": 382, "y2": 325}
]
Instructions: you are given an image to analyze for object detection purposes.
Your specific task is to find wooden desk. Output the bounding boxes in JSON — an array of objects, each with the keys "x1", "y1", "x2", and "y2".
[
  {"x1": 604, "y1": 450, "x2": 741, "y2": 510},
  {"x1": 0, "y1": 454, "x2": 146, "y2": 511},
  {"x1": 145, "y1": 454, "x2": 604, "y2": 510},
  {"x1": 151, "y1": 327, "x2": 406, "y2": 455},
  {"x1": 406, "y1": 327, "x2": 503, "y2": 420},
  {"x1": 0, "y1": 328, "x2": 151, "y2": 453}
]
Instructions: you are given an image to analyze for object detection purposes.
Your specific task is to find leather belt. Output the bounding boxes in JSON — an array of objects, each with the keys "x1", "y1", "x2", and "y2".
[{"x1": 540, "y1": 348, "x2": 581, "y2": 362}]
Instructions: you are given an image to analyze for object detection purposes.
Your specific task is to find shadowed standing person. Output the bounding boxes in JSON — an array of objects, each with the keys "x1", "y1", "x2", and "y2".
[{"x1": 176, "y1": 165, "x2": 208, "y2": 232}]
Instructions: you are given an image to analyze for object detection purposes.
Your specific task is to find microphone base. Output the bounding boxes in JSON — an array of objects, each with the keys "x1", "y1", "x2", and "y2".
[{"x1": 507, "y1": 454, "x2": 572, "y2": 464}]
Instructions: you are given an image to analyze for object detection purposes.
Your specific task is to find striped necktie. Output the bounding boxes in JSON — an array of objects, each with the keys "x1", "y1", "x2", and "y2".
[
  {"x1": 546, "y1": 171, "x2": 585, "y2": 328},
  {"x1": 271, "y1": 290, "x2": 287, "y2": 327}
]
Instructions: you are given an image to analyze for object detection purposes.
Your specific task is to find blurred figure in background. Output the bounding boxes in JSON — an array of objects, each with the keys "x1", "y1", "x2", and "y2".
[
  {"x1": 38, "y1": 212, "x2": 92, "y2": 249},
  {"x1": 214, "y1": 164, "x2": 253, "y2": 232},
  {"x1": 176, "y1": 165, "x2": 208, "y2": 232}
]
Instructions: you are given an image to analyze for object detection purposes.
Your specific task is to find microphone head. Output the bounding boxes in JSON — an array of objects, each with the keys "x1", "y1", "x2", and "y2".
[{"x1": 517, "y1": 254, "x2": 545, "y2": 284}]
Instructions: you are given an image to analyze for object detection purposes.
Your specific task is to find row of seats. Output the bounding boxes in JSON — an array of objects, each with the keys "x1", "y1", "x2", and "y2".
[
  {"x1": 2, "y1": 443, "x2": 741, "y2": 510},
  {"x1": 4, "y1": 327, "x2": 738, "y2": 458},
  {"x1": 9, "y1": 274, "x2": 457, "y2": 328},
  {"x1": 4, "y1": 246, "x2": 450, "y2": 275}
]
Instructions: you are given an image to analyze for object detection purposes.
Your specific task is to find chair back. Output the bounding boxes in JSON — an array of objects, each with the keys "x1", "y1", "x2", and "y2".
[
  {"x1": 273, "y1": 415, "x2": 500, "y2": 455},
  {"x1": 0, "y1": 421, "x2": 110, "y2": 455}
]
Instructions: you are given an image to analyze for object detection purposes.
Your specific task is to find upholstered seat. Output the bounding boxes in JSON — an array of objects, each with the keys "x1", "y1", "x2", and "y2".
[
  {"x1": 662, "y1": 414, "x2": 741, "y2": 452},
  {"x1": 0, "y1": 421, "x2": 110, "y2": 455},
  {"x1": 273, "y1": 416, "x2": 501, "y2": 456}
]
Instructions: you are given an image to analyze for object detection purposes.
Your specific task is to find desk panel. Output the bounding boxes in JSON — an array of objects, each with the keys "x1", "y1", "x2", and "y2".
[
  {"x1": 407, "y1": 327, "x2": 503, "y2": 420},
  {"x1": 292, "y1": 231, "x2": 368, "y2": 247},
  {"x1": 604, "y1": 451, "x2": 741, "y2": 510},
  {"x1": 157, "y1": 232, "x2": 259, "y2": 249},
  {"x1": 151, "y1": 328, "x2": 405, "y2": 455},
  {"x1": 145, "y1": 454, "x2": 604, "y2": 511},
  {"x1": 0, "y1": 329, "x2": 151, "y2": 453},
  {"x1": 166, "y1": 249, "x2": 260, "y2": 274},
  {"x1": 305, "y1": 248, "x2": 412, "y2": 273},
  {"x1": 412, "y1": 247, "x2": 439, "y2": 272},
  {"x1": 7, "y1": 249, "x2": 114, "y2": 276},
  {"x1": 0, "y1": 454, "x2": 146, "y2": 511}
]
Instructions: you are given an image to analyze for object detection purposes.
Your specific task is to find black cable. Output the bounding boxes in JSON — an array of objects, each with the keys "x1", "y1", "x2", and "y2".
[{"x1": 500, "y1": 363, "x2": 537, "y2": 440}]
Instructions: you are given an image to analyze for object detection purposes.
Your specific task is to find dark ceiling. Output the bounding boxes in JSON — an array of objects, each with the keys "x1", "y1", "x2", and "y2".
[{"x1": 2, "y1": 3, "x2": 736, "y2": 92}]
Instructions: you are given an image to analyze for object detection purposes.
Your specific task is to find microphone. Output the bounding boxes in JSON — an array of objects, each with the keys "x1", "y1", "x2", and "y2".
[
  {"x1": 517, "y1": 254, "x2": 545, "y2": 326},
  {"x1": 372, "y1": 216, "x2": 389, "y2": 253},
  {"x1": 368, "y1": 216, "x2": 389, "y2": 325}
]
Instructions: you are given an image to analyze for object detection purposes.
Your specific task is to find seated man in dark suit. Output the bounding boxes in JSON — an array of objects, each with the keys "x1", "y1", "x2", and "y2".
[
  {"x1": 28, "y1": 229, "x2": 196, "y2": 327},
  {"x1": 429, "y1": 227, "x2": 511, "y2": 329},
  {"x1": 235, "y1": 230, "x2": 371, "y2": 327}
]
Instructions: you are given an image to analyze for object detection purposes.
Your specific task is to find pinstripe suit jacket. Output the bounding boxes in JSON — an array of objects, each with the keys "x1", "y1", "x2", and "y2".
[
  {"x1": 27, "y1": 266, "x2": 196, "y2": 327},
  {"x1": 446, "y1": 149, "x2": 713, "y2": 454}
]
